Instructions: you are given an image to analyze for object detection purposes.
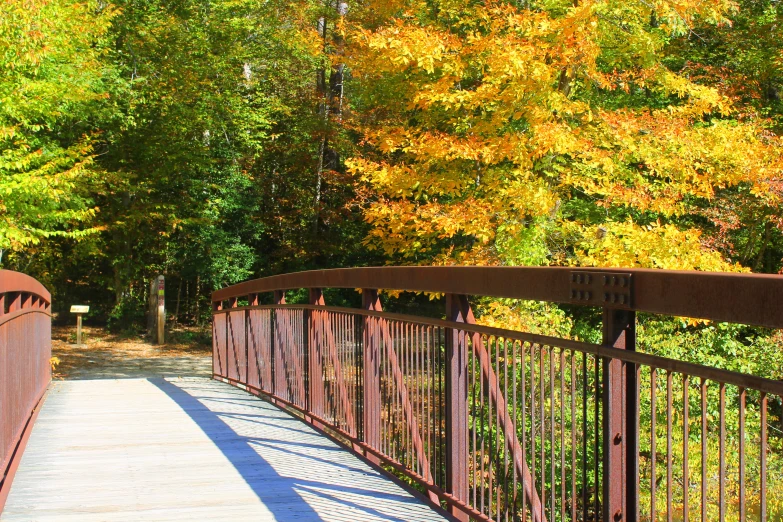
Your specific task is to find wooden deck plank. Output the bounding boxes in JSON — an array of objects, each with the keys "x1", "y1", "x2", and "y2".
[{"x1": 1, "y1": 378, "x2": 447, "y2": 521}]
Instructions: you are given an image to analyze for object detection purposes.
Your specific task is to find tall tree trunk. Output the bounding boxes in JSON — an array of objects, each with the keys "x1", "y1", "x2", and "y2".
[
  {"x1": 313, "y1": 1, "x2": 347, "y2": 237},
  {"x1": 174, "y1": 277, "x2": 182, "y2": 324},
  {"x1": 194, "y1": 275, "x2": 201, "y2": 326}
]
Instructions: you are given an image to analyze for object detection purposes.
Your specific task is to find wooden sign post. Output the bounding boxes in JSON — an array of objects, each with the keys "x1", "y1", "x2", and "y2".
[
  {"x1": 156, "y1": 275, "x2": 165, "y2": 345},
  {"x1": 148, "y1": 275, "x2": 165, "y2": 344},
  {"x1": 70, "y1": 305, "x2": 89, "y2": 347}
]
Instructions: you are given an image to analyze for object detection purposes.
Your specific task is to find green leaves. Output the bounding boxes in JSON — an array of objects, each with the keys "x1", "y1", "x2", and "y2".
[{"x1": 0, "y1": 0, "x2": 118, "y2": 252}]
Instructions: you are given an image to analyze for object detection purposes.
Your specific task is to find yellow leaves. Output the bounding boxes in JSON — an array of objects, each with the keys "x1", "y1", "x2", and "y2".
[
  {"x1": 563, "y1": 107, "x2": 783, "y2": 216},
  {"x1": 351, "y1": 22, "x2": 462, "y2": 75},
  {"x1": 569, "y1": 220, "x2": 747, "y2": 272},
  {"x1": 348, "y1": 0, "x2": 783, "y2": 270},
  {"x1": 655, "y1": 68, "x2": 733, "y2": 116}
]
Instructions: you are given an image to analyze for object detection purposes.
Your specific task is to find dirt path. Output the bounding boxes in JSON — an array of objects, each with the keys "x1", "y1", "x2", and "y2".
[{"x1": 51, "y1": 325, "x2": 212, "y2": 380}]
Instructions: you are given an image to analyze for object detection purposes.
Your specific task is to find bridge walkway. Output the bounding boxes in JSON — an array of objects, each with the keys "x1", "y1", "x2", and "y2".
[{"x1": 1, "y1": 378, "x2": 447, "y2": 521}]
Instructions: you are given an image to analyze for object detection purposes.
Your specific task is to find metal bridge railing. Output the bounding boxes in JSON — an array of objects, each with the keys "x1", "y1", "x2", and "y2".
[
  {"x1": 0, "y1": 270, "x2": 51, "y2": 509},
  {"x1": 212, "y1": 266, "x2": 783, "y2": 522}
]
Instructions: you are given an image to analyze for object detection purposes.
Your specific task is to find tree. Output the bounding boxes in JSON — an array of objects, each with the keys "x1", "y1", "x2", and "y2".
[
  {"x1": 345, "y1": 0, "x2": 783, "y2": 272},
  {"x1": 0, "y1": 0, "x2": 120, "y2": 261}
]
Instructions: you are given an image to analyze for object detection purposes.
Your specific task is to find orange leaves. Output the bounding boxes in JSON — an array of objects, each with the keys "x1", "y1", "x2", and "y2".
[{"x1": 347, "y1": 0, "x2": 783, "y2": 269}]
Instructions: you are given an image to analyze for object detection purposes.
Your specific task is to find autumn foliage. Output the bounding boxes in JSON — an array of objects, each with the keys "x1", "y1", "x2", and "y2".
[
  {"x1": 0, "y1": 0, "x2": 781, "y2": 316},
  {"x1": 346, "y1": 0, "x2": 783, "y2": 273}
]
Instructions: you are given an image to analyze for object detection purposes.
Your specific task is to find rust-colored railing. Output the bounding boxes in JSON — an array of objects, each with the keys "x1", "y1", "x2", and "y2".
[
  {"x1": 212, "y1": 267, "x2": 783, "y2": 522},
  {"x1": 0, "y1": 270, "x2": 51, "y2": 509}
]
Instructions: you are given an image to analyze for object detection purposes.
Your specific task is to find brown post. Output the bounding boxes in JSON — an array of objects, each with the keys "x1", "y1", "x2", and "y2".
[
  {"x1": 156, "y1": 275, "x2": 166, "y2": 345},
  {"x1": 445, "y1": 293, "x2": 471, "y2": 521},
  {"x1": 0, "y1": 294, "x2": 5, "y2": 315},
  {"x1": 362, "y1": 289, "x2": 382, "y2": 462},
  {"x1": 602, "y1": 307, "x2": 637, "y2": 522},
  {"x1": 272, "y1": 290, "x2": 285, "y2": 396},
  {"x1": 212, "y1": 300, "x2": 223, "y2": 378},
  {"x1": 308, "y1": 288, "x2": 325, "y2": 415},
  {"x1": 76, "y1": 314, "x2": 83, "y2": 346},
  {"x1": 246, "y1": 294, "x2": 257, "y2": 385}
]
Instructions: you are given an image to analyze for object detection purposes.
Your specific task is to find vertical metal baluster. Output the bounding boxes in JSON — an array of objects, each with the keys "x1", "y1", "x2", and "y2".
[
  {"x1": 404, "y1": 321, "x2": 410, "y2": 470},
  {"x1": 428, "y1": 325, "x2": 433, "y2": 483},
  {"x1": 549, "y1": 346, "x2": 555, "y2": 519},
  {"x1": 490, "y1": 338, "x2": 495, "y2": 519},
  {"x1": 342, "y1": 313, "x2": 347, "y2": 428},
  {"x1": 719, "y1": 382, "x2": 726, "y2": 522},
  {"x1": 496, "y1": 338, "x2": 502, "y2": 522},
  {"x1": 683, "y1": 375, "x2": 689, "y2": 522},
  {"x1": 494, "y1": 337, "x2": 501, "y2": 521},
  {"x1": 399, "y1": 321, "x2": 405, "y2": 467},
  {"x1": 398, "y1": 320, "x2": 403, "y2": 465},
  {"x1": 651, "y1": 368, "x2": 657, "y2": 522},
  {"x1": 540, "y1": 346, "x2": 546, "y2": 521},
  {"x1": 396, "y1": 321, "x2": 402, "y2": 464},
  {"x1": 481, "y1": 335, "x2": 487, "y2": 516},
  {"x1": 701, "y1": 379, "x2": 707, "y2": 522},
  {"x1": 417, "y1": 323, "x2": 423, "y2": 478},
  {"x1": 739, "y1": 387, "x2": 746, "y2": 522},
  {"x1": 666, "y1": 371, "x2": 673, "y2": 522},
  {"x1": 435, "y1": 326, "x2": 441, "y2": 487},
  {"x1": 635, "y1": 363, "x2": 642, "y2": 522},
  {"x1": 521, "y1": 342, "x2": 527, "y2": 522},
  {"x1": 472, "y1": 336, "x2": 478, "y2": 508},
  {"x1": 531, "y1": 345, "x2": 537, "y2": 521},
  {"x1": 382, "y1": 321, "x2": 389, "y2": 459},
  {"x1": 582, "y1": 352, "x2": 588, "y2": 522},
  {"x1": 512, "y1": 340, "x2": 518, "y2": 522},
  {"x1": 593, "y1": 356, "x2": 599, "y2": 522},
  {"x1": 503, "y1": 339, "x2": 516, "y2": 522},
  {"x1": 409, "y1": 321, "x2": 415, "y2": 472},
  {"x1": 761, "y1": 392, "x2": 767, "y2": 522},
  {"x1": 571, "y1": 351, "x2": 576, "y2": 522},
  {"x1": 560, "y1": 349, "x2": 565, "y2": 522}
]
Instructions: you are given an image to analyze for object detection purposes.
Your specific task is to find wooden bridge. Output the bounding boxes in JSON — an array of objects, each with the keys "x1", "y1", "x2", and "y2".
[{"x1": 1, "y1": 267, "x2": 782, "y2": 521}]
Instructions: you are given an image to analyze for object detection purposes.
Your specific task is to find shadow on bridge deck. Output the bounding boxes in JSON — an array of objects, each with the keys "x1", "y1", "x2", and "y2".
[{"x1": 0, "y1": 378, "x2": 447, "y2": 521}]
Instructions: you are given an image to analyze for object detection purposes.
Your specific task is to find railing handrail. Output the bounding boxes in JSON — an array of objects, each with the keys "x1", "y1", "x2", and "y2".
[
  {"x1": 212, "y1": 266, "x2": 783, "y2": 328},
  {"x1": 0, "y1": 269, "x2": 51, "y2": 304},
  {"x1": 0, "y1": 270, "x2": 51, "y2": 513},
  {"x1": 212, "y1": 267, "x2": 783, "y2": 521},
  {"x1": 214, "y1": 302, "x2": 783, "y2": 397}
]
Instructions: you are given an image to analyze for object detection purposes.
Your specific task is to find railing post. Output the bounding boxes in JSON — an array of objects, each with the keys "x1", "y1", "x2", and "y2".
[
  {"x1": 246, "y1": 294, "x2": 258, "y2": 385},
  {"x1": 308, "y1": 288, "x2": 324, "y2": 418},
  {"x1": 272, "y1": 290, "x2": 285, "y2": 397},
  {"x1": 212, "y1": 300, "x2": 223, "y2": 378},
  {"x1": 445, "y1": 293, "x2": 471, "y2": 522},
  {"x1": 228, "y1": 297, "x2": 240, "y2": 382},
  {"x1": 602, "y1": 307, "x2": 637, "y2": 522},
  {"x1": 362, "y1": 289, "x2": 382, "y2": 463}
]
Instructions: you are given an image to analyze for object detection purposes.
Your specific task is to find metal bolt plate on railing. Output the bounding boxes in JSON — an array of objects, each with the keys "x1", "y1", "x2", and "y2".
[{"x1": 569, "y1": 271, "x2": 633, "y2": 309}]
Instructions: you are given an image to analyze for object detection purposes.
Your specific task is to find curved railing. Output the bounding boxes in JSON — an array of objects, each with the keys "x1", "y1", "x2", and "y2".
[
  {"x1": 212, "y1": 267, "x2": 783, "y2": 522},
  {"x1": 0, "y1": 270, "x2": 51, "y2": 508}
]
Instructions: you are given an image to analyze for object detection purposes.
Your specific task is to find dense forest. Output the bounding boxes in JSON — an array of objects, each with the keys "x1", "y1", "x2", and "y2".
[
  {"x1": 4, "y1": 1, "x2": 783, "y2": 517},
  {"x1": 2, "y1": 0, "x2": 782, "y2": 334}
]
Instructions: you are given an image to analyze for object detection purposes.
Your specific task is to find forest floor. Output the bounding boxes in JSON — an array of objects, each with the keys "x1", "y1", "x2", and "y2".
[{"x1": 51, "y1": 325, "x2": 212, "y2": 380}]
